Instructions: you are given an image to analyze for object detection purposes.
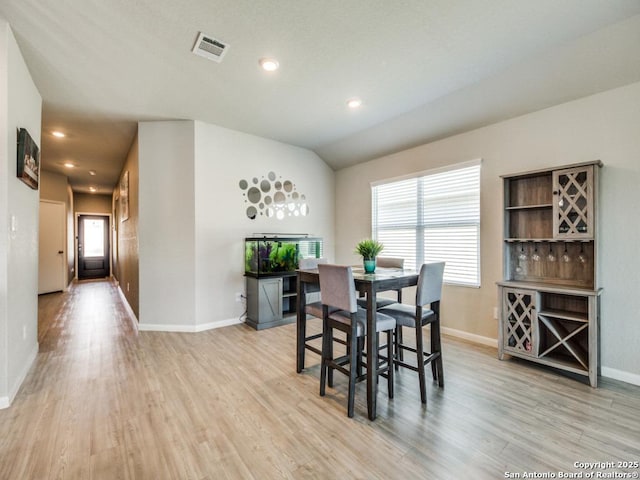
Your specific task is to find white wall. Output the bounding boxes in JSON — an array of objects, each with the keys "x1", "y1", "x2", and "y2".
[
  {"x1": 0, "y1": 20, "x2": 42, "y2": 408},
  {"x1": 0, "y1": 19, "x2": 8, "y2": 406},
  {"x1": 137, "y1": 120, "x2": 335, "y2": 331},
  {"x1": 194, "y1": 121, "x2": 335, "y2": 328},
  {"x1": 335, "y1": 82, "x2": 640, "y2": 383},
  {"x1": 138, "y1": 121, "x2": 196, "y2": 329}
]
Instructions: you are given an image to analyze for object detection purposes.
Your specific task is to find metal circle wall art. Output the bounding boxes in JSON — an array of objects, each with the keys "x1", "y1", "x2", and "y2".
[
  {"x1": 247, "y1": 187, "x2": 261, "y2": 203},
  {"x1": 274, "y1": 191, "x2": 285, "y2": 204},
  {"x1": 239, "y1": 171, "x2": 309, "y2": 220}
]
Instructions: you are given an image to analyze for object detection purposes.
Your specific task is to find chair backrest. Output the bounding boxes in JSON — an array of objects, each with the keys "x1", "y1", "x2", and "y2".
[
  {"x1": 318, "y1": 264, "x2": 357, "y2": 313},
  {"x1": 299, "y1": 257, "x2": 328, "y2": 270},
  {"x1": 416, "y1": 262, "x2": 445, "y2": 307},
  {"x1": 376, "y1": 257, "x2": 404, "y2": 268},
  {"x1": 300, "y1": 258, "x2": 327, "y2": 294}
]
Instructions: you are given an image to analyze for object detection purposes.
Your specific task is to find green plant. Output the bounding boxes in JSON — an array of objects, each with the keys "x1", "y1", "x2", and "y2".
[
  {"x1": 355, "y1": 239, "x2": 384, "y2": 259},
  {"x1": 271, "y1": 242, "x2": 299, "y2": 271},
  {"x1": 245, "y1": 243, "x2": 258, "y2": 272}
]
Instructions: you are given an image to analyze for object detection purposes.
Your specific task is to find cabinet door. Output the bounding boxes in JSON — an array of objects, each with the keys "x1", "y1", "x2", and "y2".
[
  {"x1": 552, "y1": 166, "x2": 593, "y2": 239},
  {"x1": 258, "y1": 277, "x2": 283, "y2": 322},
  {"x1": 502, "y1": 288, "x2": 537, "y2": 357}
]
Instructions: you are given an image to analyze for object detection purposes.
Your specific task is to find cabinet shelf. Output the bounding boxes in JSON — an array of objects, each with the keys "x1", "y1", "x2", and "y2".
[
  {"x1": 521, "y1": 353, "x2": 589, "y2": 376},
  {"x1": 504, "y1": 238, "x2": 593, "y2": 243},
  {"x1": 538, "y1": 315, "x2": 589, "y2": 370},
  {"x1": 538, "y1": 308, "x2": 587, "y2": 323},
  {"x1": 505, "y1": 238, "x2": 555, "y2": 242},
  {"x1": 505, "y1": 204, "x2": 553, "y2": 210}
]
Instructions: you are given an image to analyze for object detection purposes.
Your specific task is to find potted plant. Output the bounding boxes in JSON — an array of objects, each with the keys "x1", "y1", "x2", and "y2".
[{"x1": 355, "y1": 239, "x2": 384, "y2": 273}]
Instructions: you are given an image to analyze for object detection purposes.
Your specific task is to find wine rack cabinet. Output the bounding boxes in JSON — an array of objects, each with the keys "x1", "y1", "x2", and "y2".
[{"x1": 498, "y1": 161, "x2": 602, "y2": 387}]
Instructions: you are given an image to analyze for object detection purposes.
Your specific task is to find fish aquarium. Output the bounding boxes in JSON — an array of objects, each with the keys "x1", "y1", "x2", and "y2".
[{"x1": 244, "y1": 235, "x2": 323, "y2": 277}]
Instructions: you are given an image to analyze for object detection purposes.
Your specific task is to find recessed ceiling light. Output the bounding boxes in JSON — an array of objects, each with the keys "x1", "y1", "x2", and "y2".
[
  {"x1": 89, "y1": 187, "x2": 97, "y2": 193},
  {"x1": 64, "y1": 162, "x2": 75, "y2": 168},
  {"x1": 347, "y1": 98, "x2": 362, "y2": 109},
  {"x1": 89, "y1": 170, "x2": 97, "y2": 176},
  {"x1": 52, "y1": 131, "x2": 66, "y2": 138},
  {"x1": 259, "y1": 58, "x2": 279, "y2": 72}
]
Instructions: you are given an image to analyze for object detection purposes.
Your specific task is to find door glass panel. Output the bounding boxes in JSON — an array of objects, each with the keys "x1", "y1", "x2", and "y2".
[{"x1": 83, "y1": 219, "x2": 104, "y2": 257}]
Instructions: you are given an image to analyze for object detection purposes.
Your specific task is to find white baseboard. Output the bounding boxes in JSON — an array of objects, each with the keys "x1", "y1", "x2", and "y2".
[
  {"x1": 116, "y1": 284, "x2": 139, "y2": 331},
  {"x1": 138, "y1": 317, "x2": 244, "y2": 333},
  {"x1": 441, "y1": 328, "x2": 640, "y2": 387},
  {"x1": 441, "y1": 326, "x2": 498, "y2": 348},
  {"x1": 0, "y1": 343, "x2": 38, "y2": 410},
  {"x1": 195, "y1": 317, "x2": 244, "y2": 332},
  {"x1": 601, "y1": 366, "x2": 640, "y2": 387}
]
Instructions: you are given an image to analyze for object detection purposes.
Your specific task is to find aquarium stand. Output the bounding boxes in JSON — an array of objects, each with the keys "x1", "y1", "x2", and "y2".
[{"x1": 245, "y1": 274, "x2": 298, "y2": 330}]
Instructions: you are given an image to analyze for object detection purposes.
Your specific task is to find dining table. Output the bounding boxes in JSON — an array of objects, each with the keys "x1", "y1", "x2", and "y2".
[{"x1": 296, "y1": 265, "x2": 419, "y2": 420}]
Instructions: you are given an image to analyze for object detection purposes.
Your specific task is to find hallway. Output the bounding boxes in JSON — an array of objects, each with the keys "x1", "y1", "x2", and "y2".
[
  {"x1": 1, "y1": 280, "x2": 639, "y2": 479},
  {"x1": 3, "y1": 280, "x2": 140, "y2": 478}
]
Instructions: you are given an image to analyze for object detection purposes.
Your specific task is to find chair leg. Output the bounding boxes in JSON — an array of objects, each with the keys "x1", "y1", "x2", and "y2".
[
  {"x1": 297, "y1": 312, "x2": 306, "y2": 373},
  {"x1": 375, "y1": 332, "x2": 382, "y2": 385},
  {"x1": 394, "y1": 326, "x2": 401, "y2": 370},
  {"x1": 431, "y1": 319, "x2": 444, "y2": 387},
  {"x1": 430, "y1": 323, "x2": 437, "y2": 381},
  {"x1": 357, "y1": 336, "x2": 364, "y2": 377},
  {"x1": 347, "y1": 331, "x2": 358, "y2": 418},
  {"x1": 320, "y1": 316, "x2": 329, "y2": 397},
  {"x1": 386, "y1": 329, "x2": 394, "y2": 399},
  {"x1": 415, "y1": 326, "x2": 427, "y2": 404},
  {"x1": 328, "y1": 326, "x2": 334, "y2": 388}
]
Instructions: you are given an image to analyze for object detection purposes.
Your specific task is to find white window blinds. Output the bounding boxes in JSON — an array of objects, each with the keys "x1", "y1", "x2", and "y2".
[{"x1": 372, "y1": 162, "x2": 481, "y2": 287}]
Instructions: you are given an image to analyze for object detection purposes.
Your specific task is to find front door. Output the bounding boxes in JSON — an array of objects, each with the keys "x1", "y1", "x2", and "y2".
[{"x1": 78, "y1": 215, "x2": 110, "y2": 279}]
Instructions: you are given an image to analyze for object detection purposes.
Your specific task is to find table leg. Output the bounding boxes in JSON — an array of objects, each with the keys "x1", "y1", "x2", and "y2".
[
  {"x1": 296, "y1": 275, "x2": 306, "y2": 373},
  {"x1": 366, "y1": 287, "x2": 378, "y2": 420}
]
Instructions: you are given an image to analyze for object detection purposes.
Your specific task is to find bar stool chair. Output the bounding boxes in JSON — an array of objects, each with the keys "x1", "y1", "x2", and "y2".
[
  {"x1": 356, "y1": 256, "x2": 405, "y2": 310},
  {"x1": 299, "y1": 256, "x2": 328, "y2": 354},
  {"x1": 379, "y1": 262, "x2": 445, "y2": 405},
  {"x1": 318, "y1": 264, "x2": 396, "y2": 418},
  {"x1": 297, "y1": 258, "x2": 344, "y2": 372}
]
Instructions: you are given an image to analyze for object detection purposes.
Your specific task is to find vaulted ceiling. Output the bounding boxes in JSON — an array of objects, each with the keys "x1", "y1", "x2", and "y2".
[{"x1": 2, "y1": 0, "x2": 640, "y2": 194}]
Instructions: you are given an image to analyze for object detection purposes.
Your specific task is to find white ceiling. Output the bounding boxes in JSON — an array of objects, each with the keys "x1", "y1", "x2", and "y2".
[{"x1": 2, "y1": 0, "x2": 640, "y2": 194}]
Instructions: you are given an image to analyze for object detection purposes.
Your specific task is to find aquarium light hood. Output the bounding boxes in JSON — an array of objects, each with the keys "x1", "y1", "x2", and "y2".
[{"x1": 251, "y1": 233, "x2": 312, "y2": 238}]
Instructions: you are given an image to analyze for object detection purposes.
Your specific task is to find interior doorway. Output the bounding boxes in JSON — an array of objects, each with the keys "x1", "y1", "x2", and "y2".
[
  {"x1": 39, "y1": 200, "x2": 67, "y2": 294},
  {"x1": 77, "y1": 215, "x2": 110, "y2": 279}
]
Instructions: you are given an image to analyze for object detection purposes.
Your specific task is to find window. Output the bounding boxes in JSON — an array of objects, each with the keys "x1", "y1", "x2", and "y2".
[
  {"x1": 372, "y1": 161, "x2": 481, "y2": 287},
  {"x1": 82, "y1": 218, "x2": 105, "y2": 257}
]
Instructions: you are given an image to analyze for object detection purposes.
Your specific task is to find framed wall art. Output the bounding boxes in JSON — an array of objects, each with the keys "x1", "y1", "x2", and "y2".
[
  {"x1": 16, "y1": 128, "x2": 40, "y2": 189},
  {"x1": 120, "y1": 171, "x2": 129, "y2": 222}
]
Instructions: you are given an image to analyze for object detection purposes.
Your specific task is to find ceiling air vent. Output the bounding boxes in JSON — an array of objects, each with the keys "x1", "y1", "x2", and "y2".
[{"x1": 192, "y1": 32, "x2": 229, "y2": 63}]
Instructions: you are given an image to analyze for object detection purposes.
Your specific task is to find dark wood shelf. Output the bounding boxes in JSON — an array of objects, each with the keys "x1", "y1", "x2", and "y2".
[{"x1": 505, "y1": 204, "x2": 553, "y2": 210}]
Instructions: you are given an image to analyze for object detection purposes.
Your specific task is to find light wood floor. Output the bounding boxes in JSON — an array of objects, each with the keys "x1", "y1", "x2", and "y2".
[{"x1": 1, "y1": 280, "x2": 639, "y2": 479}]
